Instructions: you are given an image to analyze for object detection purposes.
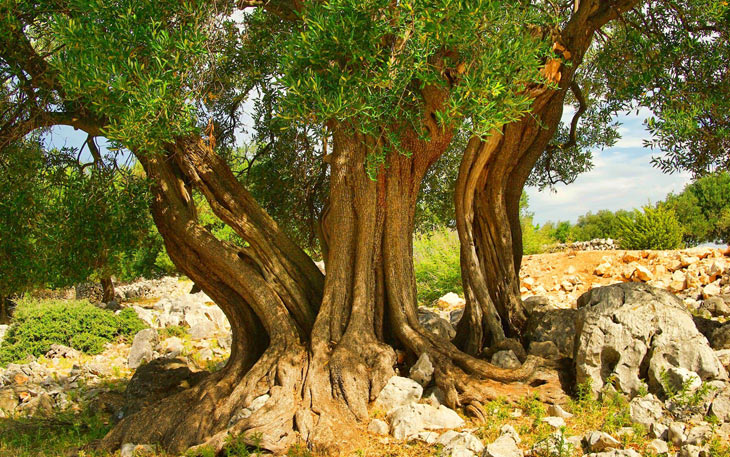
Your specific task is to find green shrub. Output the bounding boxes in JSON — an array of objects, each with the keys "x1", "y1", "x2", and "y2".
[
  {"x1": 616, "y1": 205, "x2": 684, "y2": 250},
  {"x1": 413, "y1": 228, "x2": 462, "y2": 306},
  {"x1": 0, "y1": 298, "x2": 146, "y2": 365}
]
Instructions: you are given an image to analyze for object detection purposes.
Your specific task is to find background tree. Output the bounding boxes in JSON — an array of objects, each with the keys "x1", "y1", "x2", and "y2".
[
  {"x1": 0, "y1": 138, "x2": 157, "y2": 311},
  {"x1": 662, "y1": 172, "x2": 730, "y2": 246}
]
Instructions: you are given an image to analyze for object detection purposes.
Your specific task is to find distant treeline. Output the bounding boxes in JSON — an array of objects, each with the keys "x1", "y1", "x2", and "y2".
[{"x1": 522, "y1": 171, "x2": 730, "y2": 252}]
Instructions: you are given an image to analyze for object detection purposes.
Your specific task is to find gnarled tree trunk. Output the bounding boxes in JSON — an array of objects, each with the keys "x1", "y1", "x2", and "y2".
[
  {"x1": 453, "y1": 1, "x2": 639, "y2": 353},
  {"x1": 99, "y1": 117, "x2": 563, "y2": 455}
]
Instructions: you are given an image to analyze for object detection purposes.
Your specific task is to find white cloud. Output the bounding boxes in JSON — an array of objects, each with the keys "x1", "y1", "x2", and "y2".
[{"x1": 527, "y1": 112, "x2": 691, "y2": 225}]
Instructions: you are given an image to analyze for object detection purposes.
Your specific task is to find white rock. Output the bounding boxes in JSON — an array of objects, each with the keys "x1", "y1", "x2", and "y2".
[
  {"x1": 388, "y1": 403, "x2": 464, "y2": 440},
  {"x1": 575, "y1": 283, "x2": 726, "y2": 398},
  {"x1": 668, "y1": 422, "x2": 687, "y2": 446},
  {"x1": 584, "y1": 431, "x2": 621, "y2": 452},
  {"x1": 586, "y1": 450, "x2": 641, "y2": 457},
  {"x1": 499, "y1": 425, "x2": 521, "y2": 444},
  {"x1": 368, "y1": 419, "x2": 389, "y2": 435},
  {"x1": 650, "y1": 423, "x2": 669, "y2": 440},
  {"x1": 483, "y1": 435, "x2": 522, "y2": 457},
  {"x1": 128, "y1": 328, "x2": 158, "y2": 369},
  {"x1": 704, "y1": 282, "x2": 722, "y2": 299},
  {"x1": 629, "y1": 395, "x2": 665, "y2": 428},
  {"x1": 541, "y1": 416, "x2": 566, "y2": 428},
  {"x1": 437, "y1": 292, "x2": 466, "y2": 309},
  {"x1": 409, "y1": 353, "x2": 434, "y2": 387},
  {"x1": 373, "y1": 376, "x2": 423, "y2": 413},
  {"x1": 663, "y1": 367, "x2": 702, "y2": 394},
  {"x1": 437, "y1": 430, "x2": 485, "y2": 456},
  {"x1": 547, "y1": 404, "x2": 573, "y2": 419},
  {"x1": 646, "y1": 439, "x2": 669, "y2": 454}
]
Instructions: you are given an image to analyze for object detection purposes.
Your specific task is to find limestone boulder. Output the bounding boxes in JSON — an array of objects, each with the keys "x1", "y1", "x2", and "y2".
[
  {"x1": 128, "y1": 328, "x2": 158, "y2": 369},
  {"x1": 418, "y1": 308, "x2": 457, "y2": 339},
  {"x1": 373, "y1": 376, "x2": 422, "y2": 413},
  {"x1": 574, "y1": 283, "x2": 726, "y2": 397},
  {"x1": 388, "y1": 403, "x2": 464, "y2": 439},
  {"x1": 524, "y1": 308, "x2": 577, "y2": 359},
  {"x1": 409, "y1": 353, "x2": 434, "y2": 387}
]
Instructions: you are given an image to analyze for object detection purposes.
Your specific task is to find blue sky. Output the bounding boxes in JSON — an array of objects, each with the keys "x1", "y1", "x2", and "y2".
[
  {"x1": 525, "y1": 111, "x2": 691, "y2": 225},
  {"x1": 47, "y1": 110, "x2": 690, "y2": 227}
]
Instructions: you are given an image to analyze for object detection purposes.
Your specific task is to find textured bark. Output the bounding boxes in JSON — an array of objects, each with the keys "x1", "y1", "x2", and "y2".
[
  {"x1": 100, "y1": 277, "x2": 115, "y2": 303},
  {"x1": 454, "y1": 0, "x2": 641, "y2": 352},
  {"x1": 97, "y1": 121, "x2": 565, "y2": 455}
]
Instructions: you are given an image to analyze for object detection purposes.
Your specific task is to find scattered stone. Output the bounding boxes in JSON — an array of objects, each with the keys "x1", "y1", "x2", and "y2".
[
  {"x1": 703, "y1": 283, "x2": 722, "y2": 299},
  {"x1": 547, "y1": 404, "x2": 573, "y2": 419},
  {"x1": 484, "y1": 434, "x2": 522, "y2": 457},
  {"x1": 631, "y1": 264, "x2": 653, "y2": 282},
  {"x1": 120, "y1": 444, "x2": 155, "y2": 457},
  {"x1": 646, "y1": 439, "x2": 669, "y2": 454},
  {"x1": 584, "y1": 431, "x2": 621, "y2": 453},
  {"x1": 417, "y1": 308, "x2": 456, "y2": 340},
  {"x1": 650, "y1": 423, "x2": 669, "y2": 440},
  {"x1": 388, "y1": 403, "x2": 464, "y2": 440},
  {"x1": 373, "y1": 376, "x2": 423, "y2": 413},
  {"x1": 491, "y1": 350, "x2": 521, "y2": 369},
  {"x1": 685, "y1": 425, "x2": 712, "y2": 446},
  {"x1": 663, "y1": 367, "x2": 703, "y2": 395},
  {"x1": 367, "y1": 419, "x2": 389, "y2": 435},
  {"x1": 437, "y1": 430, "x2": 485, "y2": 457},
  {"x1": 585, "y1": 450, "x2": 641, "y2": 457},
  {"x1": 436, "y1": 293, "x2": 466, "y2": 309},
  {"x1": 499, "y1": 425, "x2": 521, "y2": 444},
  {"x1": 128, "y1": 328, "x2": 158, "y2": 369},
  {"x1": 679, "y1": 444, "x2": 707, "y2": 457},
  {"x1": 541, "y1": 416, "x2": 566, "y2": 428},
  {"x1": 629, "y1": 395, "x2": 665, "y2": 428},
  {"x1": 710, "y1": 386, "x2": 730, "y2": 422},
  {"x1": 409, "y1": 353, "x2": 434, "y2": 387},
  {"x1": 45, "y1": 344, "x2": 80, "y2": 359},
  {"x1": 668, "y1": 422, "x2": 687, "y2": 446}
]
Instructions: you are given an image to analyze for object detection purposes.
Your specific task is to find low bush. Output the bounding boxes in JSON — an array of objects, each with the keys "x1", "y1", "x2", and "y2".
[
  {"x1": 413, "y1": 228, "x2": 462, "y2": 306},
  {"x1": 617, "y1": 205, "x2": 684, "y2": 250},
  {"x1": 0, "y1": 299, "x2": 146, "y2": 365}
]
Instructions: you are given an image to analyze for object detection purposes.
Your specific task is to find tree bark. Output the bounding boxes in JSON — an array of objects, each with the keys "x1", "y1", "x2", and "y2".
[
  {"x1": 100, "y1": 276, "x2": 115, "y2": 303},
  {"x1": 454, "y1": 0, "x2": 641, "y2": 352},
  {"x1": 99, "y1": 121, "x2": 563, "y2": 455}
]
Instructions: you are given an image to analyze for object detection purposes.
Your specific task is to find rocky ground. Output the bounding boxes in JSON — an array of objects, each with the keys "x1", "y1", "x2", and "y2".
[{"x1": 1, "y1": 245, "x2": 730, "y2": 457}]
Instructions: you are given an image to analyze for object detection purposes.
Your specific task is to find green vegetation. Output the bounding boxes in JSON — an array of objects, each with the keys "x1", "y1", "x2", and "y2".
[
  {"x1": 663, "y1": 172, "x2": 730, "y2": 246},
  {"x1": 659, "y1": 368, "x2": 718, "y2": 420},
  {"x1": 0, "y1": 140, "x2": 173, "y2": 306},
  {"x1": 0, "y1": 408, "x2": 112, "y2": 457},
  {"x1": 616, "y1": 205, "x2": 684, "y2": 250},
  {"x1": 0, "y1": 299, "x2": 146, "y2": 365},
  {"x1": 413, "y1": 228, "x2": 462, "y2": 306}
]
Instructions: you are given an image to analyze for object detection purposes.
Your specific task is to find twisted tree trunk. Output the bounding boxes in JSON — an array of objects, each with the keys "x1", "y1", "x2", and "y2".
[
  {"x1": 99, "y1": 120, "x2": 563, "y2": 455},
  {"x1": 453, "y1": 0, "x2": 639, "y2": 353}
]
